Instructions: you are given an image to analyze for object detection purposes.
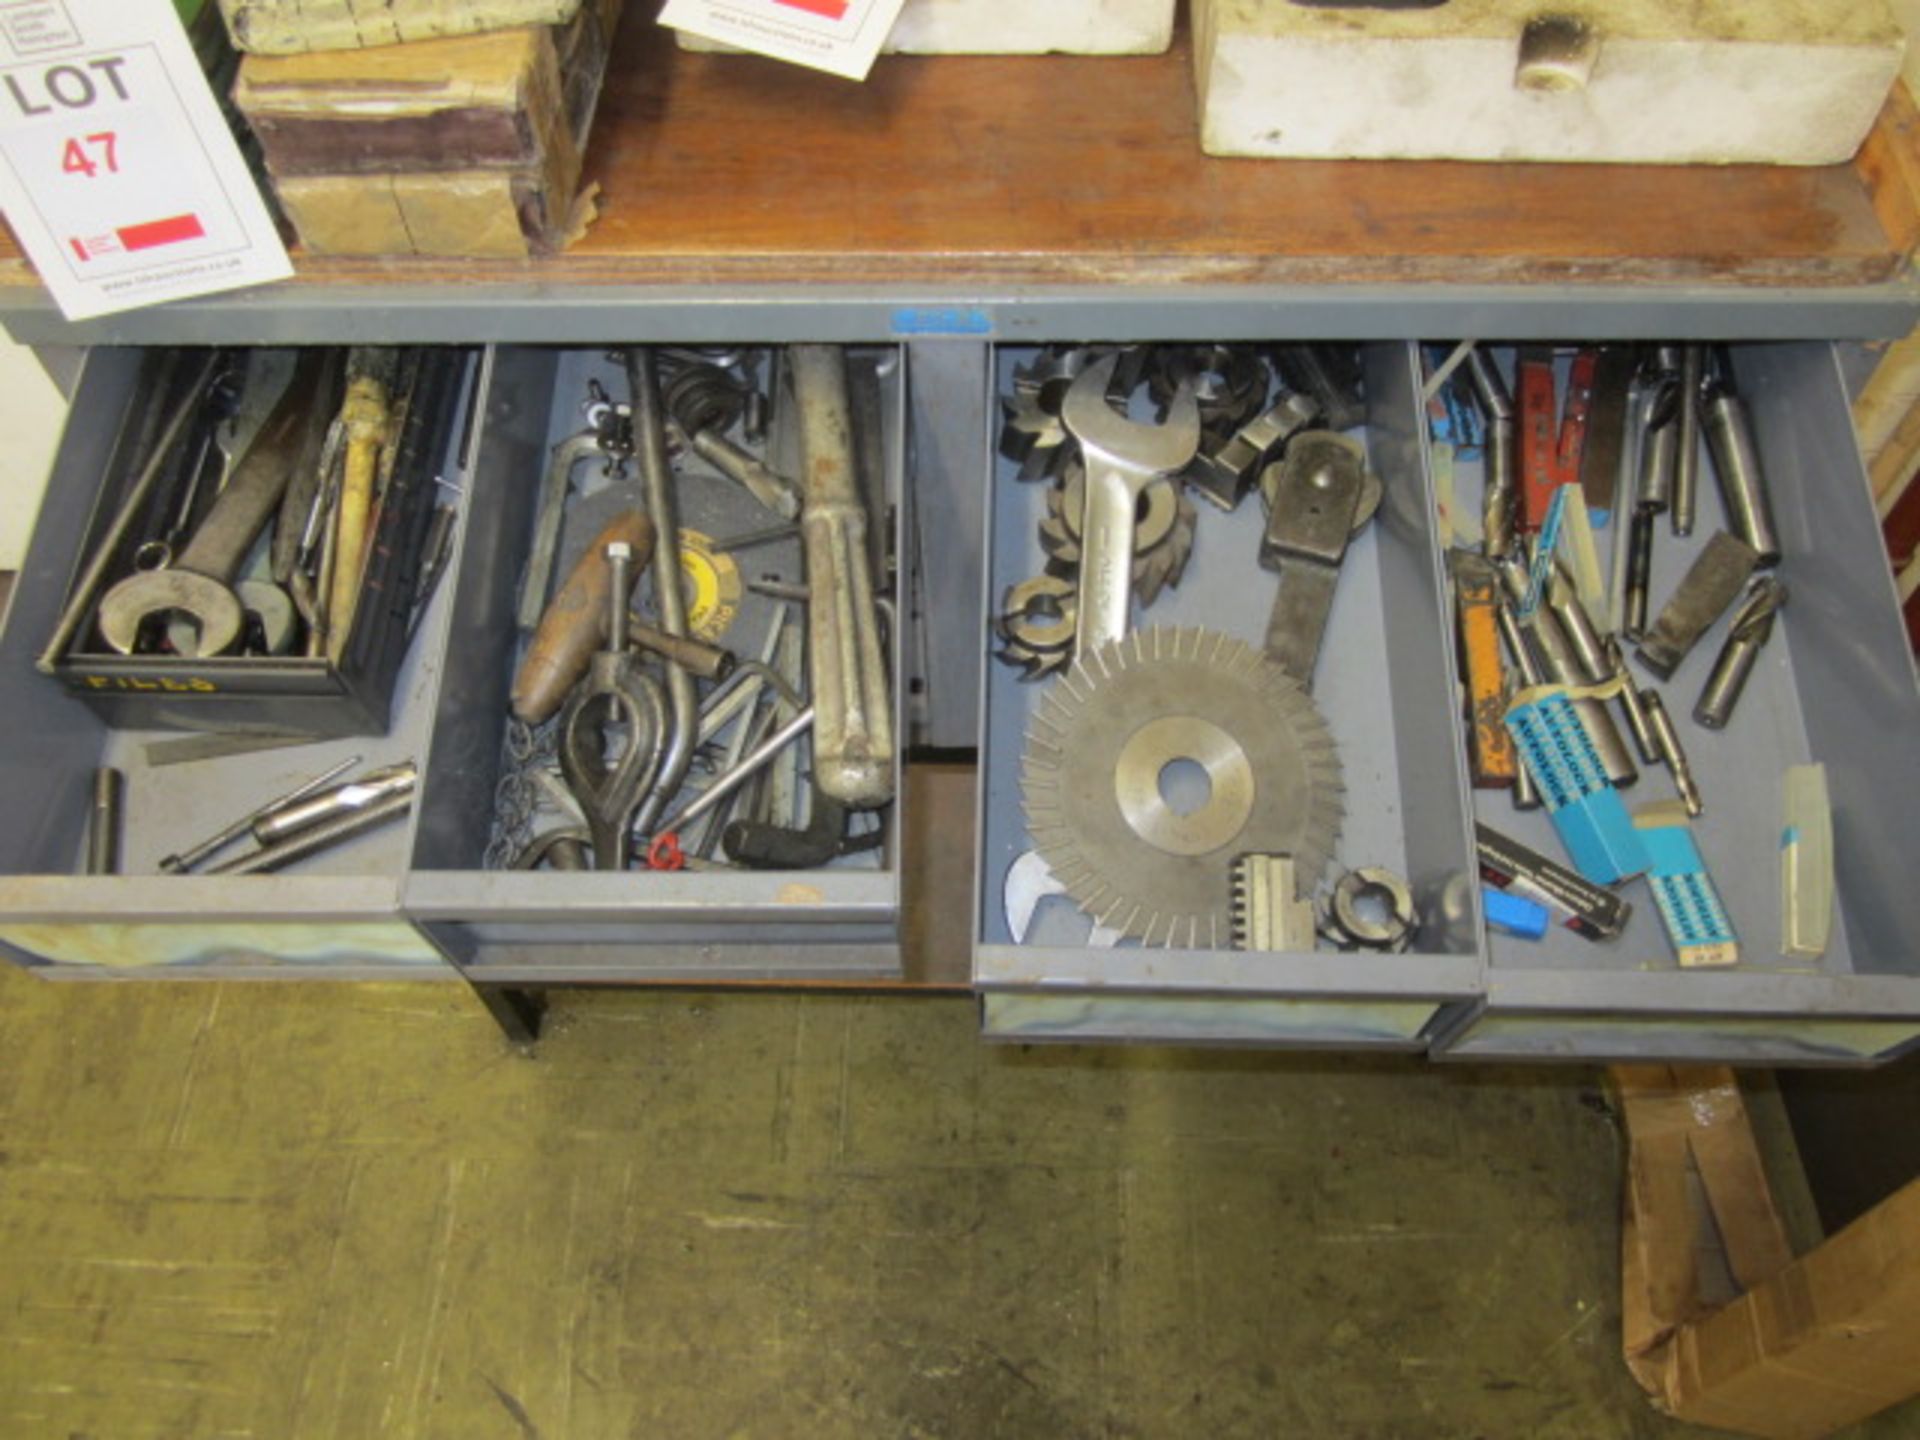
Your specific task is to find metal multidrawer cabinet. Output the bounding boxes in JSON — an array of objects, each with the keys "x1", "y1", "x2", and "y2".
[
  {"x1": 969, "y1": 342, "x2": 1486, "y2": 1047},
  {"x1": 402, "y1": 344, "x2": 907, "y2": 983},
  {"x1": 0, "y1": 347, "x2": 465, "y2": 979},
  {"x1": 1433, "y1": 342, "x2": 1920, "y2": 1066}
]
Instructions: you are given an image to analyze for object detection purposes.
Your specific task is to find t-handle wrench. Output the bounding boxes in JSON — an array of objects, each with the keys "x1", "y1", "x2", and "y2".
[
  {"x1": 791, "y1": 344, "x2": 894, "y2": 809},
  {"x1": 1059, "y1": 354, "x2": 1200, "y2": 653}
]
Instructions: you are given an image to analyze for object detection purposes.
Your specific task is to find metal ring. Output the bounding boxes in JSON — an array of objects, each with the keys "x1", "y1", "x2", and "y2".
[
  {"x1": 998, "y1": 575, "x2": 1076, "y2": 653},
  {"x1": 1112, "y1": 715, "x2": 1256, "y2": 858},
  {"x1": 1330, "y1": 867, "x2": 1417, "y2": 950}
]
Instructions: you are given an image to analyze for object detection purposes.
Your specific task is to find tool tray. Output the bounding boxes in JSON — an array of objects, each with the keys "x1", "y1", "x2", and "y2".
[
  {"x1": 971, "y1": 342, "x2": 1484, "y2": 1047},
  {"x1": 1432, "y1": 342, "x2": 1920, "y2": 1065},
  {"x1": 41, "y1": 344, "x2": 469, "y2": 738},
  {"x1": 403, "y1": 344, "x2": 908, "y2": 982},
  {"x1": 0, "y1": 345, "x2": 475, "y2": 975}
]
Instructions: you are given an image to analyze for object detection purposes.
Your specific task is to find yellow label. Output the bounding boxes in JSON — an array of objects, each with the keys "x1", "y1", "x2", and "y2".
[
  {"x1": 80, "y1": 674, "x2": 218, "y2": 693},
  {"x1": 679, "y1": 530, "x2": 742, "y2": 643}
]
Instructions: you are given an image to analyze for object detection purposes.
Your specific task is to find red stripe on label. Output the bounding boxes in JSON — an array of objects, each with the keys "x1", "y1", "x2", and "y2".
[
  {"x1": 116, "y1": 213, "x2": 204, "y2": 252},
  {"x1": 774, "y1": 0, "x2": 849, "y2": 17},
  {"x1": 69, "y1": 236, "x2": 90, "y2": 262}
]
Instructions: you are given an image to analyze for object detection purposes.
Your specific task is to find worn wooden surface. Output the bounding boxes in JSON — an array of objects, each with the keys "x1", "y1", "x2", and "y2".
[
  {"x1": 1856, "y1": 82, "x2": 1920, "y2": 269},
  {"x1": 0, "y1": 20, "x2": 1907, "y2": 292}
]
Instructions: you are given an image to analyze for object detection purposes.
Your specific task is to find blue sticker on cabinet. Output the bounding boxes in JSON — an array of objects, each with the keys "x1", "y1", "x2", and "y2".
[{"x1": 890, "y1": 306, "x2": 994, "y2": 337}]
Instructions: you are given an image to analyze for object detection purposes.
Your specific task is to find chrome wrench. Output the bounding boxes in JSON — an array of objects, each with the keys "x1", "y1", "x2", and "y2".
[
  {"x1": 1004, "y1": 848, "x2": 1122, "y2": 947},
  {"x1": 1058, "y1": 354, "x2": 1200, "y2": 653},
  {"x1": 94, "y1": 352, "x2": 324, "y2": 658}
]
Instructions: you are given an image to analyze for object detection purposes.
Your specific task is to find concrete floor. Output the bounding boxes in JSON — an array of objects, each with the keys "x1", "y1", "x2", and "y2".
[{"x1": 0, "y1": 965, "x2": 1893, "y2": 1439}]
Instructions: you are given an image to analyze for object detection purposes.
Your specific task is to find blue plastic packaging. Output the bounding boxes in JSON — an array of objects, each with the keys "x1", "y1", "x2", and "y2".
[
  {"x1": 1483, "y1": 886, "x2": 1551, "y2": 940},
  {"x1": 1505, "y1": 690, "x2": 1651, "y2": 885}
]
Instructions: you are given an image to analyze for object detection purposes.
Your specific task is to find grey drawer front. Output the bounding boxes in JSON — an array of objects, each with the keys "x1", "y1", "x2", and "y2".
[
  {"x1": 0, "y1": 347, "x2": 473, "y2": 977},
  {"x1": 1435, "y1": 342, "x2": 1920, "y2": 1066},
  {"x1": 971, "y1": 342, "x2": 1485, "y2": 1046},
  {"x1": 403, "y1": 344, "x2": 906, "y2": 982}
]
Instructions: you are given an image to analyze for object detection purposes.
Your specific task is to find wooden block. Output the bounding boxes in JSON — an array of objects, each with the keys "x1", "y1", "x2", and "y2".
[
  {"x1": 1868, "y1": 397, "x2": 1920, "y2": 504},
  {"x1": 218, "y1": 0, "x2": 583, "y2": 55},
  {"x1": 275, "y1": 171, "x2": 566, "y2": 257},
  {"x1": 273, "y1": 175, "x2": 417, "y2": 254},
  {"x1": 1852, "y1": 324, "x2": 1920, "y2": 466},
  {"x1": 236, "y1": 5, "x2": 615, "y2": 180},
  {"x1": 235, "y1": 3, "x2": 622, "y2": 256},
  {"x1": 238, "y1": 28, "x2": 566, "y2": 176},
  {"x1": 1854, "y1": 80, "x2": 1920, "y2": 265}
]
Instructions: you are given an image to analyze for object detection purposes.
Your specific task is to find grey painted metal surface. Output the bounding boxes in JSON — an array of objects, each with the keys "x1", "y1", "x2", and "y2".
[
  {"x1": 403, "y1": 344, "x2": 907, "y2": 983},
  {"x1": 1435, "y1": 342, "x2": 1920, "y2": 1065},
  {"x1": 5, "y1": 321, "x2": 1917, "y2": 1064},
  {"x1": 0, "y1": 348, "x2": 469, "y2": 978},
  {"x1": 970, "y1": 342, "x2": 1485, "y2": 1047},
  {"x1": 2, "y1": 280, "x2": 1915, "y2": 349},
  {"x1": 903, "y1": 341, "x2": 991, "y2": 749}
]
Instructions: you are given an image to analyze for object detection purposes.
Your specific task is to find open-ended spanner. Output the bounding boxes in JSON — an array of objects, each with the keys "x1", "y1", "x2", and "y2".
[
  {"x1": 95, "y1": 352, "x2": 324, "y2": 659},
  {"x1": 1004, "y1": 848, "x2": 1123, "y2": 947},
  {"x1": 1059, "y1": 354, "x2": 1201, "y2": 654}
]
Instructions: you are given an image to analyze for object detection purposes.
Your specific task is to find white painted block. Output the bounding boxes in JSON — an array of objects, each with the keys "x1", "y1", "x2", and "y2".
[
  {"x1": 1194, "y1": 0, "x2": 1906, "y2": 165},
  {"x1": 679, "y1": 0, "x2": 1174, "y2": 56}
]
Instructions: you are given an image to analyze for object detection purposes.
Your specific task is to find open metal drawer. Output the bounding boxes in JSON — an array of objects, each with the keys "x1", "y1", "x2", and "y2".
[
  {"x1": 1431, "y1": 342, "x2": 1920, "y2": 1065},
  {"x1": 0, "y1": 346, "x2": 469, "y2": 979},
  {"x1": 969, "y1": 342, "x2": 1485, "y2": 1047},
  {"x1": 403, "y1": 343, "x2": 907, "y2": 983}
]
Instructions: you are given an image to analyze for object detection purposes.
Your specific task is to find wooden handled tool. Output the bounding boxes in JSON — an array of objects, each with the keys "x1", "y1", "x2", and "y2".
[
  {"x1": 326, "y1": 348, "x2": 399, "y2": 659},
  {"x1": 511, "y1": 510, "x2": 657, "y2": 725}
]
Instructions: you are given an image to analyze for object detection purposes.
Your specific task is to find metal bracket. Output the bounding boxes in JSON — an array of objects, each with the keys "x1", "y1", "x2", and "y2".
[{"x1": 1258, "y1": 430, "x2": 1378, "y2": 685}]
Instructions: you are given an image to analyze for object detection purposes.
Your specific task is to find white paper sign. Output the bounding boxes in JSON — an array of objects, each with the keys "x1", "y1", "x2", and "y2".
[
  {"x1": 0, "y1": 0, "x2": 291, "y2": 321},
  {"x1": 660, "y1": 0, "x2": 909, "y2": 82}
]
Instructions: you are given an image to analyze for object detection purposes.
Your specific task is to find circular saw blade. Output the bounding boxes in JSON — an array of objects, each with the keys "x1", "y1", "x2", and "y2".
[{"x1": 1021, "y1": 625, "x2": 1344, "y2": 948}]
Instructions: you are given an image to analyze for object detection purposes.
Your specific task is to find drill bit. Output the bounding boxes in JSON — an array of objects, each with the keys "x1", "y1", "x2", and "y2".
[{"x1": 1694, "y1": 577, "x2": 1787, "y2": 730}]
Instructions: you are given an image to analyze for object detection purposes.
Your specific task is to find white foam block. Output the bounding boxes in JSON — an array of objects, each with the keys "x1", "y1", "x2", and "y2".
[
  {"x1": 1193, "y1": 0, "x2": 1905, "y2": 165},
  {"x1": 680, "y1": 0, "x2": 1173, "y2": 57}
]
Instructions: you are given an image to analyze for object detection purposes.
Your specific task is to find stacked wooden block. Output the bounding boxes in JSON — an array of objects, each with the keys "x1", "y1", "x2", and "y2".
[
  {"x1": 223, "y1": 0, "x2": 624, "y2": 257},
  {"x1": 1853, "y1": 337, "x2": 1920, "y2": 654}
]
